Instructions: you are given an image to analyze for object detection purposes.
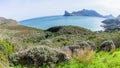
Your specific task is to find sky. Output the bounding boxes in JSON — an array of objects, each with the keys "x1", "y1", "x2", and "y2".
[{"x1": 0, "y1": 0, "x2": 120, "y2": 21}]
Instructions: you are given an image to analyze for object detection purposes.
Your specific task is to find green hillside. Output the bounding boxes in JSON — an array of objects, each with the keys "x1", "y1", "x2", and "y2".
[{"x1": 0, "y1": 17, "x2": 120, "y2": 68}]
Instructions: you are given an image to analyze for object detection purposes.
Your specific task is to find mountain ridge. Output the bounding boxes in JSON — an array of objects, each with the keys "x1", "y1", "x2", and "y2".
[
  {"x1": 64, "y1": 9, "x2": 114, "y2": 18},
  {"x1": 0, "y1": 17, "x2": 18, "y2": 26}
]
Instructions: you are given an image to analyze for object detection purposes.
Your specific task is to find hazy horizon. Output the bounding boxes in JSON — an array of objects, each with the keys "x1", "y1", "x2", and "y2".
[{"x1": 0, "y1": 0, "x2": 120, "y2": 21}]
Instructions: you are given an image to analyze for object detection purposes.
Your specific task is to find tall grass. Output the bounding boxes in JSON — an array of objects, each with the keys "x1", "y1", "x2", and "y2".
[
  {"x1": 54, "y1": 48, "x2": 120, "y2": 68},
  {"x1": 74, "y1": 47, "x2": 95, "y2": 64}
]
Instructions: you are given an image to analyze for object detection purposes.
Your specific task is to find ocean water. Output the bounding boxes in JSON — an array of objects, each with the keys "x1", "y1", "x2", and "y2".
[{"x1": 20, "y1": 16, "x2": 105, "y2": 31}]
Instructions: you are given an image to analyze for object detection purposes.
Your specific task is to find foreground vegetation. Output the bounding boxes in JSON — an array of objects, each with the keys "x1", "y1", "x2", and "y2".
[
  {"x1": 7, "y1": 49, "x2": 120, "y2": 68},
  {"x1": 1, "y1": 17, "x2": 120, "y2": 68}
]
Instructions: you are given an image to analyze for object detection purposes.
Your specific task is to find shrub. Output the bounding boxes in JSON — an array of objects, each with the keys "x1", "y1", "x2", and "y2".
[
  {"x1": 46, "y1": 26, "x2": 92, "y2": 35},
  {"x1": 0, "y1": 40, "x2": 15, "y2": 55},
  {"x1": 63, "y1": 41, "x2": 96, "y2": 54},
  {"x1": 9, "y1": 46, "x2": 68, "y2": 67},
  {"x1": 0, "y1": 40, "x2": 14, "y2": 68},
  {"x1": 86, "y1": 41, "x2": 96, "y2": 50},
  {"x1": 0, "y1": 54, "x2": 9, "y2": 68},
  {"x1": 111, "y1": 31, "x2": 120, "y2": 48},
  {"x1": 61, "y1": 41, "x2": 96, "y2": 62},
  {"x1": 99, "y1": 40, "x2": 116, "y2": 52},
  {"x1": 74, "y1": 47, "x2": 95, "y2": 64}
]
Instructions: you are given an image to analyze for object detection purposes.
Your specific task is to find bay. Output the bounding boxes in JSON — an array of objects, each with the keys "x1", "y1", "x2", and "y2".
[{"x1": 20, "y1": 16, "x2": 105, "y2": 31}]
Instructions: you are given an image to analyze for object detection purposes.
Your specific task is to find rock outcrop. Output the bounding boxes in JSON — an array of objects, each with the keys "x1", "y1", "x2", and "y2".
[{"x1": 102, "y1": 15, "x2": 120, "y2": 31}]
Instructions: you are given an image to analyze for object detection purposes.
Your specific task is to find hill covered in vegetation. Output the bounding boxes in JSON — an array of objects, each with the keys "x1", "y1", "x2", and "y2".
[
  {"x1": 0, "y1": 17, "x2": 18, "y2": 26},
  {"x1": 0, "y1": 17, "x2": 120, "y2": 68}
]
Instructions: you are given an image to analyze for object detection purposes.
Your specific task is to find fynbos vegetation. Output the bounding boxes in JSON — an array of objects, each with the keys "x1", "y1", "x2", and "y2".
[{"x1": 0, "y1": 17, "x2": 120, "y2": 68}]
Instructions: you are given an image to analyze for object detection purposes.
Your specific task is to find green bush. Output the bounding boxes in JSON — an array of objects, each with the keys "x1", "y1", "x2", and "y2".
[
  {"x1": 54, "y1": 49, "x2": 120, "y2": 68},
  {"x1": 0, "y1": 39, "x2": 15, "y2": 67},
  {"x1": 111, "y1": 31, "x2": 120, "y2": 48},
  {"x1": 64, "y1": 41, "x2": 96, "y2": 53},
  {"x1": 2, "y1": 25, "x2": 120, "y2": 68},
  {"x1": 99, "y1": 40, "x2": 116, "y2": 52},
  {"x1": 9, "y1": 46, "x2": 68, "y2": 67},
  {"x1": 47, "y1": 26, "x2": 93, "y2": 35},
  {"x1": 0, "y1": 40, "x2": 15, "y2": 55}
]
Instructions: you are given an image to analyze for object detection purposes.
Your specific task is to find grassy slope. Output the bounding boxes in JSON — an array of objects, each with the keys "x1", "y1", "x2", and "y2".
[
  {"x1": 1, "y1": 24, "x2": 120, "y2": 68},
  {"x1": 0, "y1": 25, "x2": 47, "y2": 43},
  {"x1": 41, "y1": 26, "x2": 94, "y2": 46},
  {"x1": 47, "y1": 26, "x2": 92, "y2": 35},
  {"x1": 0, "y1": 25, "x2": 47, "y2": 68}
]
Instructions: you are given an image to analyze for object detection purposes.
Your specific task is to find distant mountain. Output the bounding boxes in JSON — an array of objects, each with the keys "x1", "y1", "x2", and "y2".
[
  {"x1": 0, "y1": 17, "x2": 18, "y2": 26},
  {"x1": 102, "y1": 15, "x2": 120, "y2": 24},
  {"x1": 102, "y1": 15, "x2": 120, "y2": 31},
  {"x1": 64, "y1": 9, "x2": 114, "y2": 18}
]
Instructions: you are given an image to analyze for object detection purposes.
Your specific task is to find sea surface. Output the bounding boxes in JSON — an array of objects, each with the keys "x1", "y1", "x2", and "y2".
[{"x1": 20, "y1": 16, "x2": 105, "y2": 31}]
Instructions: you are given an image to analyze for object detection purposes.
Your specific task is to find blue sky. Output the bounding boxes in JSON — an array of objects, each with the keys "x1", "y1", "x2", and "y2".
[{"x1": 0, "y1": 0, "x2": 120, "y2": 21}]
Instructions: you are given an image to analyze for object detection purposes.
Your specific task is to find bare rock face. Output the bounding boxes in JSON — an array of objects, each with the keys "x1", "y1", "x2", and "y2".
[
  {"x1": 100, "y1": 41, "x2": 116, "y2": 52},
  {"x1": 0, "y1": 17, "x2": 18, "y2": 26}
]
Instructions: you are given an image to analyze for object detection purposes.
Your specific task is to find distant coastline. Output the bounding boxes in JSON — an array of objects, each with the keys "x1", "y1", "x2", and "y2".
[{"x1": 64, "y1": 9, "x2": 114, "y2": 19}]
